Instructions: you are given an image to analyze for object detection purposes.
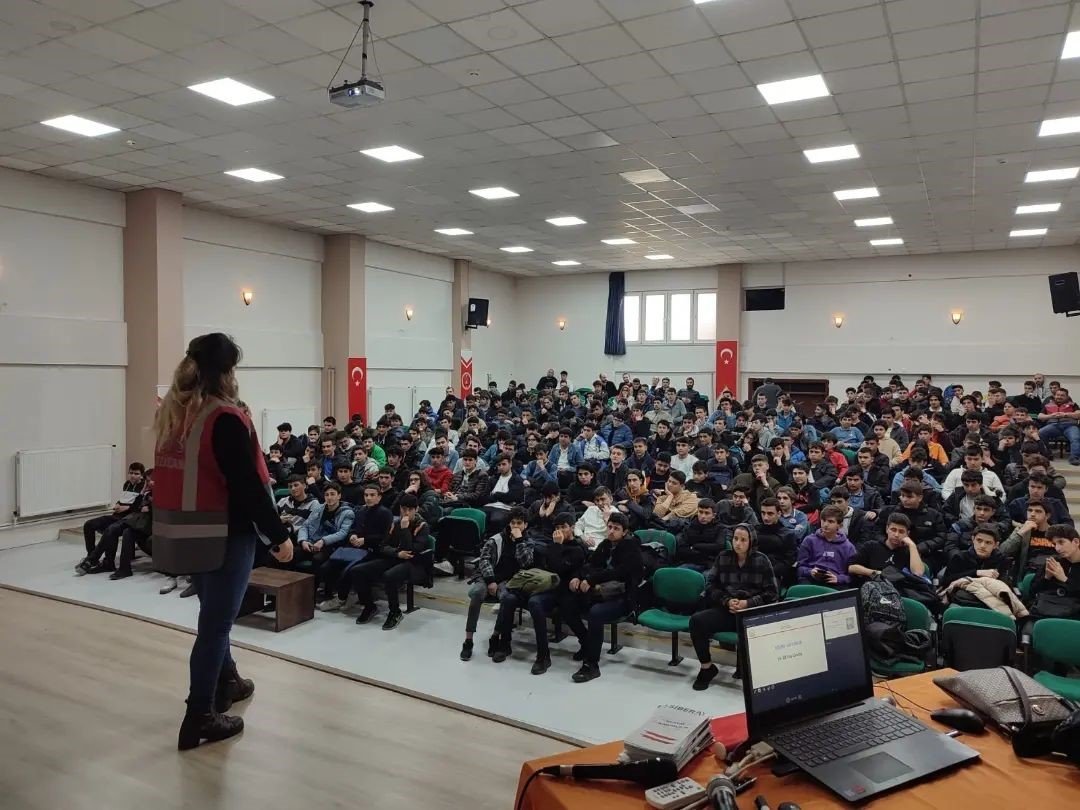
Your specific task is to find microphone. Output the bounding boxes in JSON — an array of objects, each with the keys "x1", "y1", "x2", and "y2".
[
  {"x1": 706, "y1": 775, "x2": 740, "y2": 810},
  {"x1": 539, "y1": 758, "x2": 678, "y2": 788}
]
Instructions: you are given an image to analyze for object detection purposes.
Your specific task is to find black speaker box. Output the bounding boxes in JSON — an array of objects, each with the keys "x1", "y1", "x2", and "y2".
[
  {"x1": 1049, "y1": 272, "x2": 1080, "y2": 314},
  {"x1": 467, "y1": 297, "x2": 489, "y2": 327}
]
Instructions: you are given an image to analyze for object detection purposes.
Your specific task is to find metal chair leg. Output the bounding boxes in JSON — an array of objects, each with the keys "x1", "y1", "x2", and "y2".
[
  {"x1": 608, "y1": 622, "x2": 622, "y2": 654},
  {"x1": 405, "y1": 582, "x2": 417, "y2": 613},
  {"x1": 669, "y1": 631, "x2": 683, "y2": 666}
]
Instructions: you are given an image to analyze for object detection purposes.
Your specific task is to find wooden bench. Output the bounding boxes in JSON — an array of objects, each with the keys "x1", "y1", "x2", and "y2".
[{"x1": 239, "y1": 567, "x2": 315, "y2": 632}]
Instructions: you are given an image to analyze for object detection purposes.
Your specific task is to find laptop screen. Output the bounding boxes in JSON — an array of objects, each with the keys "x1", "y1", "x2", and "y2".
[{"x1": 739, "y1": 590, "x2": 873, "y2": 738}]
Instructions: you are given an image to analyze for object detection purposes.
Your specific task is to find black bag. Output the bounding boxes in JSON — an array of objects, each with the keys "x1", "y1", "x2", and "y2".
[
  {"x1": 883, "y1": 566, "x2": 943, "y2": 614},
  {"x1": 1031, "y1": 590, "x2": 1080, "y2": 620},
  {"x1": 860, "y1": 577, "x2": 906, "y2": 628}
]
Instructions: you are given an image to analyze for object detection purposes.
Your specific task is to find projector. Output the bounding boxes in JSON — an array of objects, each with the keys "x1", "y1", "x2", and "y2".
[{"x1": 329, "y1": 78, "x2": 385, "y2": 108}]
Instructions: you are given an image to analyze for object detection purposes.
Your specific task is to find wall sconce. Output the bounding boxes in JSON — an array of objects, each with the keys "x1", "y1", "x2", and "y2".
[
  {"x1": 242, "y1": 290, "x2": 253, "y2": 306},
  {"x1": 558, "y1": 318, "x2": 566, "y2": 331},
  {"x1": 951, "y1": 311, "x2": 963, "y2": 325},
  {"x1": 405, "y1": 306, "x2": 414, "y2": 321},
  {"x1": 486, "y1": 317, "x2": 492, "y2": 327},
  {"x1": 833, "y1": 315, "x2": 844, "y2": 328}
]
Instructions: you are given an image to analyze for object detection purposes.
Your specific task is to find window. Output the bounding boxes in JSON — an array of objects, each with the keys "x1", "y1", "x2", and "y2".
[
  {"x1": 623, "y1": 289, "x2": 718, "y2": 344},
  {"x1": 669, "y1": 293, "x2": 691, "y2": 341},
  {"x1": 696, "y1": 292, "x2": 716, "y2": 341},
  {"x1": 644, "y1": 294, "x2": 665, "y2": 341},
  {"x1": 623, "y1": 294, "x2": 639, "y2": 342}
]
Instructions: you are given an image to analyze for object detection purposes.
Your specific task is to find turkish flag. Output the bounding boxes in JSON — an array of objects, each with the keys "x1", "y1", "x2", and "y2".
[
  {"x1": 460, "y1": 351, "x2": 474, "y2": 399},
  {"x1": 715, "y1": 340, "x2": 739, "y2": 399},
  {"x1": 347, "y1": 357, "x2": 367, "y2": 423}
]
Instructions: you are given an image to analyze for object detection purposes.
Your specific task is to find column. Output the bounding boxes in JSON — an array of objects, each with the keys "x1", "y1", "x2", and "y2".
[
  {"x1": 123, "y1": 188, "x2": 185, "y2": 463},
  {"x1": 452, "y1": 259, "x2": 472, "y2": 397},
  {"x1": 322, "y1": 234, "x2": 367, "y2": 421},
  {"x1": 714, "y1": 265, "x2": 743, "y2": 399}
]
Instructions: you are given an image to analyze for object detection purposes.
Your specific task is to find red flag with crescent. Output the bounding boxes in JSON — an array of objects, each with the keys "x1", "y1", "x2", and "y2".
[
  {"x1": 347, "y1": 357, "x2": 367, "y2": 423},
  {"x1": 460, "y1": 351, "x2": 473, "y2": 399},
  {"x1": 715, "y1": 341, "x2": 738, "y2": 399}
]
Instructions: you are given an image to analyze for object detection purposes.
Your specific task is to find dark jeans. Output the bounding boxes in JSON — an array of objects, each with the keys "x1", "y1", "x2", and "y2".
[
  {"x1": 689, "y1": 607, "x2": 738, "y2": 663},
  {"x1": 187, "y1": 535, "x2": 256, "y2": 715},
  {"x1": 466, "y1": 581, "x2": 508, "y2": 634},
  {"x1": 116, "y1": 529, "x2": 151, "y2": 573},
  {"x1": 382, "y1": 562, "x2": 422, "y2": 613},
  {"x1": 494, "y1": 590, "x2": 557, "y2": 659},
  {"x1": 83, "y1": 514, "x2": 119, "y2": 555},
  {"x1": 87, "y1": 521, "x2": 126, "y2": 566},
  {"x1": 560, "y1": 593, "x2": 629, "y2": 666},
  {"x1": 348, "y1": 558, "x2": 395, "y2": 605}
]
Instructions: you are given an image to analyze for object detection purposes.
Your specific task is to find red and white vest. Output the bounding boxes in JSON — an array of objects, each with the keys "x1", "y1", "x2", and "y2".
[{"x1": 153, "y1": 397, "x2": 269, "y2": 574}]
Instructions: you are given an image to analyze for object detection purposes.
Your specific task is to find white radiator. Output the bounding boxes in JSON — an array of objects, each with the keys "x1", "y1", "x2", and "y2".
[{"x1": 15, "y1": 445, "x2": 116, "y2": 519}]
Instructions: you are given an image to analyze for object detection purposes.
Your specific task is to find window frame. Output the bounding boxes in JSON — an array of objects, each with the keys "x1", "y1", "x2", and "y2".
[{"x1": 623, "y1": 289, "x2": 715, "y2": 346}]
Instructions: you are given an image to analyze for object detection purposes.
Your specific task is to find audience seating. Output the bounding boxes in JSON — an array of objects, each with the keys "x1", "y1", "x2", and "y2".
[
  {"x1": 634, "y1": 528, "x2": 677, "y2": 558},
  {"x1": 870, "y1": 598, "x2": 932, "y2": 677},
  {"x1": 404, "y1": 534, "x2": 438, "y2": 613},
  {"x1": 784, "y1": 584, "x2": 835, "y2": 601},
  {"x1": 438, "y1": 508, "x2": 486, "y2": 579},
  {"x1": 939, "y1": 605, "x2": 1016, "y2": 670},
  {"x1": 1031, "y1": 619, "x2": 1080, "y2": 701},
  {"x1": 637, "y1": 568, "x2": 706, "y2": 666}
]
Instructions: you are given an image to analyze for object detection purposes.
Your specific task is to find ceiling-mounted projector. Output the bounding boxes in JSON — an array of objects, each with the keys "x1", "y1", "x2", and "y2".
[{"x1": 327, "y1": 1, "x2": 384, "y2": 109}]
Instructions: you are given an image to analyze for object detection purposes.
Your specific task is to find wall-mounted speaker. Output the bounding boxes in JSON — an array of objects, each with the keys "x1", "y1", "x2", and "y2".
[
  {"x1": 466, "y1": 297, "x2": 489, "y2": 328},
  {"x1": 1048, "y1": 272, "x2": 1080, "y2": 315}
]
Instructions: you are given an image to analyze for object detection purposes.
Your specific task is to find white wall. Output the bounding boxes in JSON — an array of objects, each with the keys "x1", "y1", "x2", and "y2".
[
  {"x1": 469, "y1": 267, "x2": 517, "y2": 389},
  {"x1": 182, "y1": 208, "x2": 323, "y2": 445},
  {"x1": 0, "y1": 168, "x2": 127, "y2": 526},
  {"x1": 741, "y1": 248, "x2": 1080, "y2": 398},
  {"x1": 512, "y1": 268, "x2": 719, "y2": 392},
  {"x1": 364, "y1": 241, "x2": 454, "y2": 415}
]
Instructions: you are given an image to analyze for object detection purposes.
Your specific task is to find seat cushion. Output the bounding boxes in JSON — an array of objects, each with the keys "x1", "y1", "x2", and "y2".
[
  {"x1": 712, "y1": 631, "x2": 738, "y2": 646},
  {"x1": 870, "y1": 659, "x2": 925, "y2": 676},
  {"x1": 637, "y1": 609, "x2": 690, "y2": 633},
  {"x1": 1034, "y1": 671, "x2": 1080, "y2": 702}
]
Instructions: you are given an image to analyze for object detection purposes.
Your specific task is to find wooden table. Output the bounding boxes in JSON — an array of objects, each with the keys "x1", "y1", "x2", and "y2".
[
  {"x1": 516, "y1": 670, "x2": 1080, "y2": 809},
  {"x1": 239, "y1": 567, "x2": 314, "y2": 632}
]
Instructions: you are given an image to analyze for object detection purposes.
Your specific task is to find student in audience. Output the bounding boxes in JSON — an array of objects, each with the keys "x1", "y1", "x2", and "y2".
[
  {"x1": 627, "y1": 437, "x2": 655, "y2": 478},
  {"x1": 675, "y1": 498, "x2": 726, "y2": 570},
  {"x1": 298, "y1": 482, "x2": 355, "y2": 594},
  {"x1": 1037, "y1": 387, "x2": 1080, "y2": 465},
  {"x1": 775, "y1": 486, "x2": 810, "y2": 539},
  {"x1": 460, "y1": 507, "x2": 534, "y2": 662},
  {"x1": 576, "y1": 422, "x2": 610, "y2": 463},
  {"x1": 521, "y1": 443, "x2": 558, "y2": 495},
  {"x1": 303, "y1": 461, "x2": 326, "y2": 502},
  {"x1": 688, "y1": 523, "x2": 778, "y2": 690},
  {"x1": 334, "y1": 463, "x2": 366, "y2": 506},
  {"x1": 824, "y1": 488, "x2": 874, "y2": 548},
  {"x1": 715, "y1": 487, "x2": 760, "y2": 540},
  {"x1": 805, "y1": 443, "x2": 838, "y2": 496},
  {"x1": 756, "y1": 497, "x2": 797, "y2": 588},
  {"x1": 265, "y1": 445, "x2": 287, "y2": 488},
  {"x1": 876, "y1": 481, "x2": 947, "y2": 563},
  {"x1": 1002, "y1": 501, "x2": 1057, "y2": 579},
  {"x1": 889, "y1": 448, "x2": 941, "y2": 495},
  {"x1": 945, "y1": 494, "x2": 1009, "y2": 561},
  {"x1": 443, "y1": 448, "x2": 489, "y2": 510},
  {"x1": 561, "y1": 512, "x2": 643, "y2": 683},
  {"x1": 346, "y1": 493, "x2": 429, "y2": 630},
  {"x1": 796, "y1": 505, "x2": 857, "y2": 586},
  {"x1": 317, "y1": 484, "x2": 392, "y2": 612},
  {"x1": 575, "y1": 487, "x2": 615, "y2": 549},
  {"x1": 836, "y1": 468, "x2": 884, "y2": 520},
  {"x1": 351, "y1": 445, "x2": 380, "y2": 483},
  {"x1": 1025, "y1": 525, "x2": 1080, "y2": 621},
  {"x1": 730, "y1": 454, "x2": 779, "y2": 513},
  {"x1": 848, "y1": 513, "x2": 926, "y2": 584},
  {"x1": 787, "y1": 464, "x2": 821, "y2": 517},
  {"x1": 565, "y1": 463, "x2": 599, "y2": 513},
  {"x1": 614, "y1": 469, "x2": 655, "y2": 532},
  {"x1": 77, "y1": 461, "x2": 145, "y2": 575},
  {"x1": 277, "y1": 475, "x2": 317, "y2": 542},
  {"x1": 1007, "y1": 470, "x2": 1074, "y2": 526},
  {"x1": 941, "y1": 445, "x2": 1006, "y2": 500},
  {"x1": 483, "y1": 454, "x2": 525, "y2": 533},
  {"x1": 652, "y1": 470, "x2": 700, "y2": 530},
  {"x1": 940, "y1": 524, "x2": 1009, "y2": 590},
  {"x1": 110, "y1": 477, "x2": 155, "y2": 581},
  {"x1": 597, "y1": 444, "x2": 630, "y2": 493},
  {"x1": 422, "y1": 446, "x2": 453, "y2": 495}
]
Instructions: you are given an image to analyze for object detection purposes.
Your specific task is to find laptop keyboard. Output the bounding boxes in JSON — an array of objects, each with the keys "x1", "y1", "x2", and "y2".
[{"x1": 771, "y1": 707, "x2": 926, "y2": 768}]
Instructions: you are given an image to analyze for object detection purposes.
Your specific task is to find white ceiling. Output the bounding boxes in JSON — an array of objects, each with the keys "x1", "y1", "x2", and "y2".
[{"x1": 3, "y1": 0, "x2": 1080, "y2": 275}]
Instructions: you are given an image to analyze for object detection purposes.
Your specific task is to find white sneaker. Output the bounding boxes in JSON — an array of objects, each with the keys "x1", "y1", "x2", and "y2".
[
  {"x1": 434, "y1": 560, "x2": 454, "y2": 575},
  {"x1": 343, "y1": 592, "x2": 359, "y2": 610},
  {"x1": 159, "y1": 577, "x2": 178, "y2": 595},
  {"x1": 318, "y1": 595, "x2": 345, "y2": 612}
]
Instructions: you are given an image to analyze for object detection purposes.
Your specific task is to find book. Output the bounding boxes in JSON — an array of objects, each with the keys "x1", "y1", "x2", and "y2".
[{"x1": 623, "y1": 705, "x2": 713, "y2": 770}]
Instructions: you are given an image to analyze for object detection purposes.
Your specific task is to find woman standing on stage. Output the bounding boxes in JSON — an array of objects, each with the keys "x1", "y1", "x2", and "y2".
[{"x1": 154, "y1": 333, "x2": 293, "y2": 750}]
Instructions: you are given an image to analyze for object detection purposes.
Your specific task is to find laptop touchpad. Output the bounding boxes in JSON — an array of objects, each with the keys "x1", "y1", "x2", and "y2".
[{"x1": 851, "y1": 752, "x2": 913, "y2": 783}]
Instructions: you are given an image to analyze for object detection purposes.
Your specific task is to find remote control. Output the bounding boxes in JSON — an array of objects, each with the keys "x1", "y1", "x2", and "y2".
[{"x1": 645, "y1": 777, "x2": 708, "y2": 810}]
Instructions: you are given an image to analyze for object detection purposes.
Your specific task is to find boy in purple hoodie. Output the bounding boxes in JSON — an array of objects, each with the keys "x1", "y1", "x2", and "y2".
[{"x1": 796, "y1": 505, "x2": 857, "y2": 586}]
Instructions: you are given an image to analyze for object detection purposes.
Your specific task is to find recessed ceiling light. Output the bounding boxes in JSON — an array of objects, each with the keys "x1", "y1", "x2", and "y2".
[
  {"x1": 41, "y1": 115, "x2": 119, "y2": 137},
  {"x1": 434, "y1": 228, "x2": 473, "y2": 236},
  {"x1": 224, "y1": 168, "x2": 283, "y2": 182},
  {"x1": 834, "y1": 187, "x2": 879, "y2": 200},
  {"x1": 645, "y1": 254, "x2": 674, "y2": 261},
  {"x1": 552, "y1": 260, "x2": 581, "y2": 266},
  {"x1": 855, "y1": 216, "x2": 893, "y2": 227},
  {"x1": 188, "y1": 78, "x2": 273, "y2": 106},
  {"x1": 677, "y1": 203, "x2": 719, "y2": 215},
  {"x1": 1025, "y1": 167, "x2": 1079, "y2": 183},
  {"x1": 1010, "y1": 228, "x2": 1048, "y2": 237},
  {"x1": 620, "y1": 169, "x2": 670, "y2": 184},
  {"x1": 602, "y1": 238, "x2": 637, "y2": 245},
  {"x1": 1039, "y1": 116, "x2": 1080, "y2": 137},
  {"x1": 870, "y1": 238, "x2": 903, "y2": 246},
  {"x1": 501, "y1": 246, "x2": 533, "y2": 253},
  {"x1": 347, "y1": 201, "x2": 393, "y2": 213},
  {"x1": 1016, "y1": 203, "x2": 1061, "y2": 215},
  {"x1": 1063, "y1": 31, "x2": 1080, "y2": 59},
  {"x1": 804, "y1": 144, "x2": 859, "y2": 163},
  {"x1": 546, "y1": 216, "x2": 587, "y2": 226},
  {"x1": 470, "y1": 186, "x2": 518, "y2": 200},
  {"x1": 756, "y1": 74, "x2": 830, "y2": 105},
  {"x1": 360, "y1": 145, "x2": 423, "y2": 162}
]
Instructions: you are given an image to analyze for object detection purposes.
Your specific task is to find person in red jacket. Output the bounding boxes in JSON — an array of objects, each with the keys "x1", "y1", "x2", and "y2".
[
  {"x1": 155, "y1": 333, "x2": 293, "y2": 751},
  {"x1": 423, "y1": 445, "x2": 453, "y2": 493}
]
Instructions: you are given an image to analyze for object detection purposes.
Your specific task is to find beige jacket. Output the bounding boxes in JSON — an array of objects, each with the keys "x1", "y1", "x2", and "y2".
[
  {"x1": 954, "y1": 576, "x2": 1030, "y2": 619},
  {"x1": 654, "y1": 489, "x2": 700, "y2": 520}
]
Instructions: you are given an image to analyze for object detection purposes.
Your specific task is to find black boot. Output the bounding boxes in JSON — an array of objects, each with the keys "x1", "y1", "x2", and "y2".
[
  {"x1": 214, "y1": 663, "x2": 255, "y2": 714},
  {"x1": 177, "y1": 710, "x2": 244, "y2": 751}
]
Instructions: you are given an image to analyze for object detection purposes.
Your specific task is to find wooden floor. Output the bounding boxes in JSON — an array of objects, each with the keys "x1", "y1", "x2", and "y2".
[{"x1": 0, "y1": 589, "x2": 567, "y2": 810}]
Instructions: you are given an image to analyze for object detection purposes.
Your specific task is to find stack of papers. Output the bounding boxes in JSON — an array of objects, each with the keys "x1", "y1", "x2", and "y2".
[{"x1": 623, "y1": 705, "x2": 713, "y2": 770}]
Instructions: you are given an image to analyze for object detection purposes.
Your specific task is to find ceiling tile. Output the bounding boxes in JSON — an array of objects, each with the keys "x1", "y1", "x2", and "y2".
[
  {"x1": 514, "y1": 0, "x2": 614, "y2": 38},
  {"x1": 722, "y1": 23, "x2": 808, "y2": 61},
  {"x1": 595, "y1": 0, "x2": 686, "y2": 21},
  {"x1": 493, "y1": 39, "x2": 575, "y2": 75},
  {"x1": 527, "y1": 65, "x2": 603, "y2": 96},
  {"x1": 650, "y1": 39, "x2": 734, "y2": 75},
  {"x1": 449, "y1": 8, "x2": 543, "y2": 51},
  {"x1": 800, "y1": 5, "x2": 888, "y2": 48},
  {"x1": 885, "y1": 0, "x2": 977, "y2": 33},
  {"x1": 63, "y1": 26, "x2": 159, "y2": 63},
  {"x1": 387, "y1": 24, "x2": 478, "y2": 62},
  {"x1": 408, "y1": 0, "x2": 505, "y2": 24},
  {"x1": 893, "y1": 22, "x2": 976, "y2": 60},
  {"x1": 278, "y1": 9, "x2": 365, "y2": 51},
  {"x1": 700, "y1": 0, "x2": 793, "y2": 34},
  {"x1": 623, "y1": 8, "x2": 713, "y2": 50},
  {"x1": 979, "y1": 5, "x2": 1070, "y2": 47},
  {"x1": 433, "y1": 53, "x2": 515, "y2": 86},
  {"x1": 554, "y1": 25, "x2": 641, "y2": 64},
  {"x1": 814, "y1": 37, "x2": 893, "y2": 71},
  {"x1": 472, "y1": 76, "x2": 546, "y2": 105},
  {"x1": 503, "y1": 97, "x2": 573, "y2": 123}
]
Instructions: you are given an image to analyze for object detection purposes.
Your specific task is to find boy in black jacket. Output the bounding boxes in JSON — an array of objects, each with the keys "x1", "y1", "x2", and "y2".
[
  {"x1": 493, "y1": 513, "x2": 587, "y2": 674},
  {"x1": 564, "y1": 464, "x2": 599, "y2": 514},
  {"x1": 348, "y1": 493, "x2": 431, "y2": 629},
  {"x1": 940, "y1": 524, "x2": 1010, "y2": 589},
  {"x1": 756, "y1": 497, "x2": 798, "y2": 588},
  {"x1": 676, "y1": 499, "x2": 726, "y2": 569},
  {"x1": 561, "y1": 512, "x2": 643, "y2": 683}
]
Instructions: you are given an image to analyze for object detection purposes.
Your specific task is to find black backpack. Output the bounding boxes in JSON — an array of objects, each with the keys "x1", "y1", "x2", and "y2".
[{"x1": 860, "y1": 577, "x2": 906, "y2": 629}]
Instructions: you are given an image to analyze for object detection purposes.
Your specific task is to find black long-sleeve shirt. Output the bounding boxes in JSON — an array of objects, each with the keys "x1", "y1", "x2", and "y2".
[{"x1": 212, "y1": 413, "x2": 288, "y2": 547}]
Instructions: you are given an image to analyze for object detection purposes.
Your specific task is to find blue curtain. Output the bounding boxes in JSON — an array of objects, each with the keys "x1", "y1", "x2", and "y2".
[{"x1": 604, "y1": 271, "x2": 626, "y2": 356}]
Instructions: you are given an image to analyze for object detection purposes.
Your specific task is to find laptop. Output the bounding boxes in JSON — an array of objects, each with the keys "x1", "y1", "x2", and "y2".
[{"x1": 736, "y1": 590, "x2": 979, "y2": 802}]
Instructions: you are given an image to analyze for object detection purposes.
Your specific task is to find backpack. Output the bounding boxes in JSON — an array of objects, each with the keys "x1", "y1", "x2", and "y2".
[{"x1": 860, "y1": 577, "x2": 906, "y2": 629}]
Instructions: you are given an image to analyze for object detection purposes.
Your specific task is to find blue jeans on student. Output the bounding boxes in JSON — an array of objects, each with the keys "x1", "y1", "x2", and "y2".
[
  {"x1": 186, "y1": 534, "x2": 256, "y2": 714},
  {"x1": 466, "y1": 580, "x2": 509, "y2": 634},
  {"x1": 560, "y1": 594, "x2": 630, "y2": 666},
  {"x1": 494, "y1": 590, "x2": 558, "y2": 659},
  {"x1": 1039, "y1": 422, "x2": 1080, "y2": 460}
]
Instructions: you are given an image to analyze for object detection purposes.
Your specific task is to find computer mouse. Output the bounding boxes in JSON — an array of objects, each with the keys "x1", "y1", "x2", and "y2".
[
  {"x1": 930, "y1": 708, "x2": 985, "y2": 733},
  {"x1": 778, "y1": 803, "x2": 802, "y2": 810}
]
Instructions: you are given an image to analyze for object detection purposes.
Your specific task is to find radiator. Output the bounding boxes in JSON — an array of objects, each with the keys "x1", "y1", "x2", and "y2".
[{"x1": 15, "y1": 445, "x2": 116, "y2": 519}]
